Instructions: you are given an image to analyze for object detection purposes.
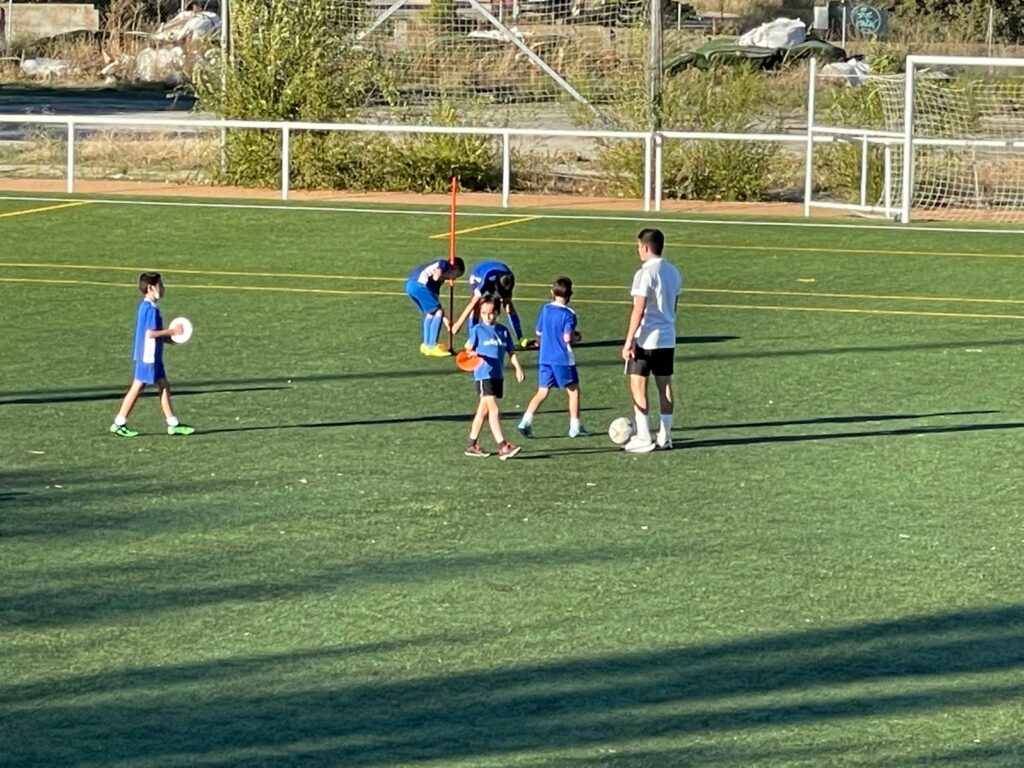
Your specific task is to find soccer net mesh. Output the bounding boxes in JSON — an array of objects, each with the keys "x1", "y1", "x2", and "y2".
[
  {"x1": 321, "y1": 0, "x2": 656, "y2": 127},
  {"x1": 874, "y1": 58, "x2": 1024, "y2": 224}
]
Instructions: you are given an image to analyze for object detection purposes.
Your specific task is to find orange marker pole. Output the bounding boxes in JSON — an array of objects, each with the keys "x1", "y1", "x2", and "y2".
[{"x1": 448, "y1": 176, "x2": 457, "y2": 351}]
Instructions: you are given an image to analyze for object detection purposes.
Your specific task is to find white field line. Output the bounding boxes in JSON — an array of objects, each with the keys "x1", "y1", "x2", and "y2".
[{"x1": 2, "y1": 194, "x2": 1024, "y2": 237}]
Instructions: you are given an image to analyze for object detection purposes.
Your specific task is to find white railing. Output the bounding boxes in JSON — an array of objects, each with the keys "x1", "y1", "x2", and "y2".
[{"x1": 0, "y1": 109, "x2": 896, "y2": 214}]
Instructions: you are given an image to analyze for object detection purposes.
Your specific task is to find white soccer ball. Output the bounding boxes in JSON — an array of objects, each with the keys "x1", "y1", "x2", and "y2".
[{"x1": 607, "y1": 417, "x2": 636, "y2": 446}]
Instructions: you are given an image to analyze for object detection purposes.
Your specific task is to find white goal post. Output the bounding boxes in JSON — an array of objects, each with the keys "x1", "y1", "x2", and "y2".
[
  {"x1": 899, "y1": 55, "x2": 1024, "y2": 225},
  {"x1": 805, "y1": 54, "x2": 1024, "y2": 227}
]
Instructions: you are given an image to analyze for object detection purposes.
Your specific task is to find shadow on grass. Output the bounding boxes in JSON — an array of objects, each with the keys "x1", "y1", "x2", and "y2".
[
  {"x1": 573, "y1": 334, "x2": 739, "y2": 349},
  {"x1": 0, "y1": 544, "x2": 645, "y2": 629},
  {"x1": 0, "y1": 385, "x2": 291, "y2": 406},
  {"x1": 4, "y1": 603, "x2": 1024, "y2": 766},
  {"x1": 3, "y1": 334, "x2": 1021, "y2": 405},
  {"x1": 687, "y1": 410, "x2": 1000, "y2": 432},
  {"x1": 197, "y1": 407, "x2": 611, "y2": 436}
]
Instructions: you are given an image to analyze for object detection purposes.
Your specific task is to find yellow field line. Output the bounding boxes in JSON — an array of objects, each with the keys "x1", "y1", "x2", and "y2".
[
  {"x1": 0, "y1": 261, "x2": 406, "y2": 283},
  {"x1": 456, "y1": 235, "x2": 1024, "y2": 262},
  {"x1": 428, "y1": 215, "x2": 540, "y2": 240},
  {"x1": 687, "y1": 302, "x2": 1024, "y2": 322},
  {"x1": 0, "y1": 201, "x2": 92, "y2": 219},
  {"x1": 3, "y1": 261, "x2": 1023, "y2": 308},
  {"x1": 5, "y1": 276, "x2": 1024, "y2": 321}
]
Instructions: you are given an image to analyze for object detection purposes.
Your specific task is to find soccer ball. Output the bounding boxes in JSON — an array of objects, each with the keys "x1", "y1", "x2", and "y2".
[{"x1": 607, "y1": 417, "x2": 636, "y2": 446}]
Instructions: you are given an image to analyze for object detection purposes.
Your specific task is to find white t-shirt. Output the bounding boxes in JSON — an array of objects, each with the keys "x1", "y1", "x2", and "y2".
[{"x1": 630, "y1": 257, "x2": 682, "y2": 349}]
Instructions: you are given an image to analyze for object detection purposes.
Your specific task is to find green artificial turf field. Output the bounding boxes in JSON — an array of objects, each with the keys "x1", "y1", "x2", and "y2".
[{"x1": 2, "y1": 195, "x2": 1024, "y2": 767}]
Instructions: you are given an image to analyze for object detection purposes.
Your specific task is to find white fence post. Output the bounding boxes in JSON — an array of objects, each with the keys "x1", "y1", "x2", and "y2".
[
  {"x1": 643, "y1": 133, "x2": 652, "y2": 212},
  {"x1": 501, "y1": 131, "x2": 511, "y2": 209},
  {"x1": 804, "y1": 57, "x2": 817, "y2": 219},
  {"x1": 281, "y1": 126, "x2": 290, "y2": 201},
  {"x1": 66, "y1": 121, "x2": 75, "y2": 194}
]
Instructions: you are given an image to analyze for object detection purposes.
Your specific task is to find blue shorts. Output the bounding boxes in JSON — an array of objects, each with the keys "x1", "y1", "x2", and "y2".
[
  {"x1": 538, "y1": 363, "x2": 579, "y2": 389},
  {"x1": 406, "y1": 280, "x2": 442, "y2": 314},
  {"x1": 134, "y1": 360, "x2": 167, "y2": 385}
]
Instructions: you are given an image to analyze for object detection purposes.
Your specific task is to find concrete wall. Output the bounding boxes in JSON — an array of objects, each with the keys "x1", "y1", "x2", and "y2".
[{"x1": 7, "y1": 3, "x2": 99, "y2": 44}]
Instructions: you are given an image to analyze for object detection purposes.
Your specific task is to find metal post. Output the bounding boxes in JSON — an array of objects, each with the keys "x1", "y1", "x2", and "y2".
[
  {"x1": 501, "y1": 132, "x2": 511, "y2": 208},
  {"x1": 859, "y1": 134, "x2": 868, "y2": 206},
  {"x1": 642, "y1": 133, "x2": 652, "y2": 212},
  {"x1": 840, "y1": 1, "x2": 847, "y2": 51},
  {"x1": 883, "y1": 143, "x2": 893, "y2": 215},
  {"x1": 5, "y1": 0, "x2": 13, "y2": 49},
  {"x1": 219, "y1": 0, "x2": 229, "y2": 175},
  {"x1": 66, "y1": 121, "x2": 75, "y2": 194},
  {"x1": 281, "y1": 126, "x2": 290, "y2": 200},
  {"x1": 900, "y1": 57, "x2": 916, "y2": 224},
  {"x1": 803, "y1": 57, "x2": 817, "y2": 218},
  {"x1": 465, "y1": 0, "x2": 609, "y2": 126},
  {"x1": 654, "y1": 133, "x2": 663, "y2": 212},
  {"x1": 650, "y1": 0, "x2": 663, "y2": 208}
]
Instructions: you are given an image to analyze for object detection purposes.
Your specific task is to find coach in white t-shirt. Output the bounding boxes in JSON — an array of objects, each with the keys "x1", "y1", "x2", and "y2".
[{"x1": 620, "y1": 228, "x2": 683, "y2": 453}]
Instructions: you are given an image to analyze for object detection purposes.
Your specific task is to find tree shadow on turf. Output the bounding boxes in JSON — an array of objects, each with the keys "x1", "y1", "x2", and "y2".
[
  {"x1": 197, "y1": 407, "x2": 612, "y2": 436},
  {"x1": 0, "y1": 385, "x2": 292, "y2": 406},
  {"x1": 687, "y1": 409, "x2": 1000, "y2": 432},
  {"x1": 572, "y1": 334, "x2": 739, "y2": 350},
  {"x1": 6, "y1": 602, "x2": 1024, "y2": 766}
]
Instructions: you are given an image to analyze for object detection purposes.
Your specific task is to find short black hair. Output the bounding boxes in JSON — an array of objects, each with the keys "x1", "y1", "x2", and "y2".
[
  {"x1": 138, "y1": 272, "x2": 162, "y2": 293},
  {"x1": 495, "y1": 272, "x2": 515, "y2": 299},
  {"x1": 637, "y1": 228, "x2": 664, "y2": 256},
  {"x1": 449, "y1": 257, "x2": 465, "y2": 278},
  {"x1": 552, "y1": 276, "x2": 573, "y2": 299}
]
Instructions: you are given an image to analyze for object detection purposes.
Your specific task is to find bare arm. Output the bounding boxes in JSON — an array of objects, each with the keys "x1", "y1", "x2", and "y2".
[
  {"x1": 621, "y1": 295, "x2": 646, "y2": 360},
  {"x1": 451, "y1": 293, "x2": 481, "y2": 335},
  {"x1": 510, "y1": 352, "x2": 525, "y2": 383}
]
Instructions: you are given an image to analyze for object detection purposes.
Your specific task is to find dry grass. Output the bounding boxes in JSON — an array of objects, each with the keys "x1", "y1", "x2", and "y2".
[{"x1": 0, "y1": 131, "x2": 220, "y2": 183}]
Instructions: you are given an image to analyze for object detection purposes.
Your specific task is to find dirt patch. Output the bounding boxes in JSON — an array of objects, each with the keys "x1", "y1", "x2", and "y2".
[{"x1": 0, "y1": 176, "x2": 827, "y2": 218}]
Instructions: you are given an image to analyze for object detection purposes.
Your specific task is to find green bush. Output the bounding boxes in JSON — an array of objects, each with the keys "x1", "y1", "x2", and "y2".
[
  {"x1": 592, "y1": 65, "x2": 786, "y2": 201},
  {"x1": 193, "y1": 0, "x2": 499, "y2": 191}
]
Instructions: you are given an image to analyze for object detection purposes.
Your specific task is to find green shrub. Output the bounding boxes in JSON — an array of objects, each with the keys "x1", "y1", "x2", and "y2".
[
  {"x1": 591, "y1": 65, "x2": 786, "y2": 201},
  {"x1": 193, "y1": 0, "x2": 499, "y2": 191}
]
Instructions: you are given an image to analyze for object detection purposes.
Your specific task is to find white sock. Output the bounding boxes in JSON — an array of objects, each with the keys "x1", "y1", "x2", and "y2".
[
  {"x1": 166, "y1": 416, "x2": 179, "y2": 427},
  {"x1": 569, "y1": 417, "x2": 580, "y2": 431},
  {"x1": 520, "y1": 412, "x2": 533, "y2": 425},
  {"x1": 658, "y1": 414, "x2": 673, "y2": 442},
  {"x1": 114, "y1": 414, "x2": 127, "y2": 426},
  {"x1": 633, "y1": 408, "x2": 651, "y2": 441}
]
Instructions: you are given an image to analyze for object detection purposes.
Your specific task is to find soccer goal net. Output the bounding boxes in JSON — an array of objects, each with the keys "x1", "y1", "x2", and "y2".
[
  {"x1": 882, "y1": 55, "x2": 1024, "y2": 225},
  {"x1": 806, "y1": 55, "x2": 1024, "y2": 226}
]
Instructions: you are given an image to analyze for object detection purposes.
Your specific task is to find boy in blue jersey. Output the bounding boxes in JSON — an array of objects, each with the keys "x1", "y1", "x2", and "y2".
[
  {"x1": 516, "y1": 276, "x2": 592, "y2": 439},
  {"x1": 405, "y1": 257, "x2": 466, "y2": 357},
  {"x1": 464, "y1": 296, "x2": 525, "y2": 459},
  {"x1": 451, "y1": 260, "x2": 533, "y2": 348},
  {"x1": 109, "y1": 273, "x2": 195, "y2": 437}
]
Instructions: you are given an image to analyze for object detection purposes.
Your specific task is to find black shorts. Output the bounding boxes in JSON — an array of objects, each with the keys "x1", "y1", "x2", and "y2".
[
  {"x1": 627, "y1": 345, "x2": 674, "y2": 378},
  {"x1": 475, "y1": 377, "x2": 504, "y2": 398}
]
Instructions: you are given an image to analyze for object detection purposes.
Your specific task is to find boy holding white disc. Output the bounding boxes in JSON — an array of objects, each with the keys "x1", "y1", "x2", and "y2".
[{"x1": 109, "y1": 272, "x2": 196, "y2": 438}]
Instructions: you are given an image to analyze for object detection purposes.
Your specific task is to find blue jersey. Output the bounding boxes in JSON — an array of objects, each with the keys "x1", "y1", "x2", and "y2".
[
  {"x1": 467, "y1": 322, "x2": 515, "y2": 381},
  {"x1": 536, "y1": 302, "x2": 577, "y2": 367},
  {"x1": 409, "y1": 259, "x2": 450, "y2": 294},
  {"x1": 468, "y1": 260, "x2": 512, "y2": 296},
  {"x1": 133, "y1": 299, "x2": 163, "y2": 364}
]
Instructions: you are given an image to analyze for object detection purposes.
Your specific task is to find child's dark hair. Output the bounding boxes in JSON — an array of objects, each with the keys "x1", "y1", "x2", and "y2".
[
  {"x1": 552, "y1": 276, "x2": 573, "y2": 300},
  {"x1": 479, "y1": 293, "x2": 501, "y2": 315},
  {"x1": 138, "y1": 272, "x2": 162, "y2": 293},
  {"x1": 449, "y1": 257, "x2": 466, "y2": 278},
  {"x1": 637, "y1": 228, "x2": 665, "y2": 256},
  {"x1": 496, "y1": 272, "x2": 515, "y2": 299}
]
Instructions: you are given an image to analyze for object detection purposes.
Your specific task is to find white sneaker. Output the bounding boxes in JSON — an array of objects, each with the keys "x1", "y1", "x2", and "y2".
[
  {"x1": 623, "y1": 436, "x2": 656, "y2": 453},
  {"x1": 568, "y1": 425, "x2": 593, "y2": 438}
]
